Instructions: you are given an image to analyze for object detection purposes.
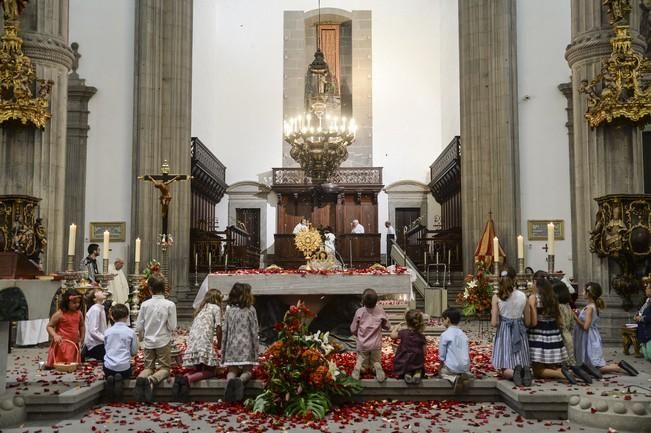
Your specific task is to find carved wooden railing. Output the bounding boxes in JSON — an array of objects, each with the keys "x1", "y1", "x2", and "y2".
[
  {"x1": 273, "y1": 167, "x2": 382, "y2": 186},
  {"x1": 191, "y1": 225, "x2": 260, "y2": 271},
  {"x1": 404, "y1": 223, "x2": 462, "y2": 272}
]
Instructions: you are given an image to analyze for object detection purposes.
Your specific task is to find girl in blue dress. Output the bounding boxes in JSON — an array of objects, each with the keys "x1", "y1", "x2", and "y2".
[{"x1": 573, "y1": 282, "x2": 638, "y2": 376}]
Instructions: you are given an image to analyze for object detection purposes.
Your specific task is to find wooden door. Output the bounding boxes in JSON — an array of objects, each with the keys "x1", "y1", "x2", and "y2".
[
  {"x1": 236, "y1": 208, "x2": 260, "y2": 248},
  {"x1": 395, "y1": 208, "x2": 420, "y2": 249}
]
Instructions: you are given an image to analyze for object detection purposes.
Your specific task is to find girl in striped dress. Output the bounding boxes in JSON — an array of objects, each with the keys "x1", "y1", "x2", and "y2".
[
  {"x1": 491, "y1": 271, "x2": 531, "y2": 386},
  {"x1": 526, "y1": 278, "x2": 576, "y2": 382},
  {"x1": 573, "y1": 282, "x2": 638, "y2": 376}
]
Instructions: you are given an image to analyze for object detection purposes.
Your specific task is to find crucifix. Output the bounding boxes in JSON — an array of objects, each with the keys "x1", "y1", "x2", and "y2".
[{"x1": 138, "y1": 160, "x2": 192, "y2": 238}]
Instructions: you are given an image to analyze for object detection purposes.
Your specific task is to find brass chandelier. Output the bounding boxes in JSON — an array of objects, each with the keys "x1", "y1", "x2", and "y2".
[{"x1": 284, "y1": 1, "x2": 356, "y2": 184}]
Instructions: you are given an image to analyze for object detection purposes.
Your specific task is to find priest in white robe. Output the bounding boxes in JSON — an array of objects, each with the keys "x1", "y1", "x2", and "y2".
[{"x1": 107, "y1": 258, "x2": 130, "y2": 304}]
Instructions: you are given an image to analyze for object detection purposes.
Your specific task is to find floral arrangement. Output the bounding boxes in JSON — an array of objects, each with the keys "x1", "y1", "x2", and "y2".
[
  {"x1": 250, "y1": 302, "x2": 362, "y2": 419},
  {"x1": 294, "y1": 227, "x2": 323, "y2": 259},
  {"x1": 456, "y1": 263, "x2": 494, "y2": 317},
  {"x1": 137, "y1": 259, "x2": 170, "y2": 302},
  {"x1": 212, "y1": 265, "x2": 408, "y2": 276}
]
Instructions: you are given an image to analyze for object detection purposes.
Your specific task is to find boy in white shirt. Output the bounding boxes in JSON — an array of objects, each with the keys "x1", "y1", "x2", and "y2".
[
  {"x1": 439, "y1": 308, "x2": 472, "y2": 393},
  {"x1": 84, "y1": 288, "x2": 107, "y2": 361},
  {"x1": 134, "y1": 273, "x2": 177, "y2": 402}
]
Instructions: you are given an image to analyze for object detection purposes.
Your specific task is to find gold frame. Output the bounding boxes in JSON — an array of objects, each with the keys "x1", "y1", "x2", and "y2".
[
  {"x1": 527, "y1": 220, "x2": 564, "y2": 241},
  {"x1": 89, "y1": 222, "x2": 126, "y2": 242}
]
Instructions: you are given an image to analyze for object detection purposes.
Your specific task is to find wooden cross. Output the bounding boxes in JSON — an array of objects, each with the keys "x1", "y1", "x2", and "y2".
[{"x1": 138, "y1": 160, "x2": 192, "y2": 237}]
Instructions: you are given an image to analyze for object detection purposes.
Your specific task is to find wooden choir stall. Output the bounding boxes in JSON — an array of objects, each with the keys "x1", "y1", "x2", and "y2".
[{"x1": 271, "y1": 167, "x2": 383, "y2": 268}]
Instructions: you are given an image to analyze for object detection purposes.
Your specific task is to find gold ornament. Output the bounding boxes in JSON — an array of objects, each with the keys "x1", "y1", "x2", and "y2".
[
  {"x1": 581, "y1": 2, "x2": 651, "y2": 128},
  {"x1": 294, "y1": 227, "x2": 323, "y2": 260},
  {"x1": 0, "y1": 0, "x2": 53, "y2": 129}
]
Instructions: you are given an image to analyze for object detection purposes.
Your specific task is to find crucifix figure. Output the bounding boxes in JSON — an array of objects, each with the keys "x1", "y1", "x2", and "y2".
[{"x1": 138, "y1": 160, "x2": 191, "y2": 237}]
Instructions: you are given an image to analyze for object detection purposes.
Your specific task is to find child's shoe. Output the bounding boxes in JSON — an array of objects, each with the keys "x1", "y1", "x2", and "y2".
[
  {"x1": 114, "y1": 374, "x2": 124, "y2": 401},
  {"x1": 374, "y1": 364, "x2": 386, "y2": 383},
  {"x1": 143, "y1": 377, "x2": 155, "y2": 403},
  {"x1": 171, "y1": 375, "x2": 183, "y2": 401},
  {"x1": 571, "y1": 365, "x2": 592, "y2": 384},
  {"x1": 561, "y1": 366, "x2": 577, "y2": 384},
  {"x1": 512, "y1": 366, "x2": 523, "y2": 386},
  {"x1": 618, "y1": 360, "x2": 639, "y2": 376},
  {"x1": 412, "y1": 371, "x2": 422, "y2": 385},
  {"x1": 224, "y1": 377, "x2": 243, "y2": 402},
  {"x1": 581, "y1": 363, "x2": 602, "y2": 379},
  {"x1": 404, "y1": 373, "x2": 413, "y2": 384},
  {"x1": 104, "y1": 375, "x2": 115, "y2": 401},
  {"x1": 521, "y1": 366, "x2": 532, "y2": 387},
  {"x1": 452, "y1": 376, "x2": 464, "y2": 393},
  {"x1": 134, "y1": 377, "x2": 147, "y2": 402}
]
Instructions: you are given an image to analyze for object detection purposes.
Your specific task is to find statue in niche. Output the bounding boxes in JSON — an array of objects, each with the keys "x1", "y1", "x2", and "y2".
[
  {"x1": 1, "y1": 0, "x2": 28, "y2": 21},
  {"x1": 605, "y1": 204, "x2": 628, "y2": 254}
]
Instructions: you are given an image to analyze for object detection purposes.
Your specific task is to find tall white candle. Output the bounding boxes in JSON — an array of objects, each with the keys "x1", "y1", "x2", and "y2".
[
  {"x1": 493, "y1": 237, "x2": 500, "y2": 263},
  {"x1": 436, "y1": 252, "x2": 439, "y2": 265},
  {"x1": 548, "y1": 222, "x2": 555, "y2": 255},
  {"x1": 67, "y1": 224, "x2": 76, "y2": 256},
  {"x1": 517, "y1": 235, "x2": 524, "y2": 259},
  {"x1": 103, "y1": 230, "x2": 110, "y2": 258},
  {"x1": 208, "y1": 252, "x2": 212, "y2": 270},
  {"x1": 448, "y1": 249, "x2": 451, "y2": 265},
  {"x1": 135, "y1": 238, "x2": 141, "y2": 263},
  {"x1": 195, "y1": 252, "x2": 198, "y2": 270}
]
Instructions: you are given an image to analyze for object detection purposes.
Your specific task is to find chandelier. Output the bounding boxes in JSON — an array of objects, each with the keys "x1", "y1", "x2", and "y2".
[{"x1": 284, "y1": 1, "x2": 356, "y2": 184}]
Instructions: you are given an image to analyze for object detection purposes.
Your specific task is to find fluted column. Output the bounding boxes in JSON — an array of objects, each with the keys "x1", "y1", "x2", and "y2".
[
  {"x1": 459, "y1": 0, "x2": 520, "y2": 272},
  {"x1": 565, "y1": 0, "x2": 644, "y2": 294},
  {"x1": 0, "y1": 0, "x2": 74, "y2": 273},
  {"x1": 132, "y1": 0, "x2": 193, "y2": 291},
  {"x1": 65, "y1": 43, "x2": 96, "y2": 261}
]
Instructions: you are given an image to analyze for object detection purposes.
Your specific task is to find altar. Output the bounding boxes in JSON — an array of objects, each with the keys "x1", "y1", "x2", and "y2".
[{"x1": 203, "y1": 272, "x2": 411, "y2": 297}]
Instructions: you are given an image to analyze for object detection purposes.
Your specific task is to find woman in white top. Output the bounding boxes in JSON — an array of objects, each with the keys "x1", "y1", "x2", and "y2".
[{"x1": 491, "y1": 270, "x2": 531, "y2": 386}]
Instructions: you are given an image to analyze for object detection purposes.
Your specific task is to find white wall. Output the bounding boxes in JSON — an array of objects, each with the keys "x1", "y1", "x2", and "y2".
[
  {"x1": 439, "y1": 0, "x2": 460, "y2": 147},
  {"x1": 192, "y1": 0, "x2": 455, "y2": 250},
  {"x1": 70, "y1": 0, "x2": 135, "y2": 263},
  {"x1": 517, "y1": 1, "x2": 573, "y2": 276}
]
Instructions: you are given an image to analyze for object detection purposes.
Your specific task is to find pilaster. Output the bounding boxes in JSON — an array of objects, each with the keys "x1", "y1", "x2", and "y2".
[
  {"x1": 458, "y1": 0, "x2": 520, "y2": 273},
  {"x1": 131, "y1": 0, "x2": 193, "y2": 291}
]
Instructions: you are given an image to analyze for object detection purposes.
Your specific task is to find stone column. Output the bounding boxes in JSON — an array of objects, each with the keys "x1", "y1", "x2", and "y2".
[
  {"x1": 458, "y1": 0, "x2": 520, "y2": 273},
  {"x1": 0, "y1": 0, "x2": 74, "y2": 273},
  {"x1": 565, "y1": 0, "x2": 644, "y2": 293},
  {"x1": 65, "y1": 43, "x2": 96, "y2": 261},
  {"x1": 132, "y1": 0, "x2": 193, "y2": 292}
]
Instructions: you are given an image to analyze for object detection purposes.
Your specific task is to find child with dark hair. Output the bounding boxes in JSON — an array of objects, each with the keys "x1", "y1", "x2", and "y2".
[
  {"x1": 526, "y1": 278, "x2": 575, "y2": 382},
  {"x1": 46, "y1": 289, "x2": 85, "y2": 368},
  {"x1": 103, "y1": 303, "x2": 138, "y2": 401},
  {"x1": 134, "y1": 273, "x2": 177, "y2": 402},
  {"x1": 491, "y1": 275, "x2": 531, "y2": 386},
  {"x1": 351, "y1": 288, "x2": 390, "y2": 382},
  {"x1": 439, "y1": 308, "x2": 471, "y2": 392},
  {"x1": 392, "y1": 309, "x2": 427, "y2": 384},
  {"x1": 84, "y1": 288, "x2": 108, "y2": 361},
  {"x1": 573, "y1": 282, "x2": 638, "y2": 376},
  {"x1": 222, "y1": 283, "x2": 259, "y2": 402},
  {"x1": 552, "y1": 280, "x2": 591, "y2": 383}
]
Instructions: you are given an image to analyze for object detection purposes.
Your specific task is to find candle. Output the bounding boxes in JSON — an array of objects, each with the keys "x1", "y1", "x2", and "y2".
[
  {"x1": 548, "y1": 222, "x2": 555, "y2": 255},
  {"x1": 103, "y1": 230, "x2": 110, "y2": 258},
  {"x1": 424, "y1": 252, "x2": 427, "y2": 266},
  {"x1": 225, "y1": 253, "x2": 229, "y2": 269},
  {"x1": 517, "y1": 235, "x2": 524, "y2": 259},
  {"x1": 208, "y1": 252, "x2": 212, "y2": 270},
  {"x1": 67, "y1": 223, "x2": 76, "y2": 256},
  {"x1": 195, "y1": 252, "x2": 198, "y2": 270},
  {"x1": 448, "y1": 249, "x2": 451, "y2": 265},
  {"x1": 436, "y1": 252, "x2": 439, "y2": 265},
  {"x1": 493, "y1": 237, "x2": 500, "y2": 263},
  {"x1": 135, "y1": 237, "x2": 141, "y2": 263}
]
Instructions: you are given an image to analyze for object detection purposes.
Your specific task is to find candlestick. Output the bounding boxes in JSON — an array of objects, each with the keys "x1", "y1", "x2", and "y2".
[
  {"x1": 493, "y1": 237, "x2": 500, "y2": 263},
  {"x1": 548, "y1": 254, "x2": 555, "y2": 274},
  {"x1": 68, "y1": 224, "x2": 76, "y2": 256},
  {"x1": 547, "y1": 222, "x2": 555, "y2": 256},
  {"x1": 103, "y1": 230, "x2": 110, "y2": 259},
  {"x1": 103, "y1": 258, "x2": 109, "y2": 274},
  {"x1": 517, "y1": 257, "x2": 525, "y2": 275},
  {"x1": 517, "y1": 235, "x2": 524, "y2": 259},
  {"x1": 66, "y1": 254, "x2": 74, "y2": 272},
  {"x1": 135, "y1": 237, "x2": 141, "y2": 263},
  {"x1": 135, "y1": 261, "x2": 141, "y2": 275}
]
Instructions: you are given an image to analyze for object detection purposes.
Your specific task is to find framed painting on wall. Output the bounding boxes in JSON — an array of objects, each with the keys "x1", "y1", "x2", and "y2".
[
  {"x1": 527, "y1": 220, "x2": 564, "y2": 241},
  {"x1": 89, "y1": 222, "x2": 126, "y2": 242}
]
